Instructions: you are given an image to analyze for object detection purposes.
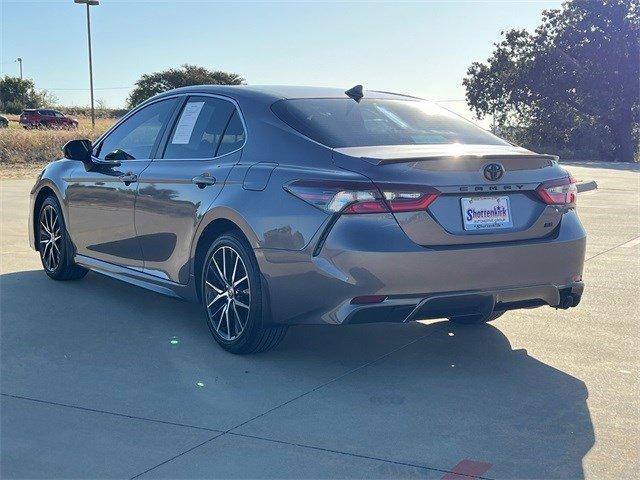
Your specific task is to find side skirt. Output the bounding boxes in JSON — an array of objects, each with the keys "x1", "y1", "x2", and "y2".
[{"x1": 74, "y1": 254, "x2": 198, "y2": 302}]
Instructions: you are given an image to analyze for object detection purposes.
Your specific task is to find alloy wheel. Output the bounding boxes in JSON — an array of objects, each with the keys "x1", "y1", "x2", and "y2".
[
  {"x1": 204, "y1": 245, "x2": 251, "y2": 341},
  {"x1": 39, "y1": 204, "x2": 62, "y2": 271}
]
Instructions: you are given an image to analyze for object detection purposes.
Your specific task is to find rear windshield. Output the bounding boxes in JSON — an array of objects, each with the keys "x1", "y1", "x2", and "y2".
[{"x1": 271, "y1": 98, "x2": 508, "y2": 148}]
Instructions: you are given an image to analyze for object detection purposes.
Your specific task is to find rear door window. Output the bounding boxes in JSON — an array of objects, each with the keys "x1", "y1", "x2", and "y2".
[{"x1": 163, "y1": 97, "x2": 235, "y2": 159}]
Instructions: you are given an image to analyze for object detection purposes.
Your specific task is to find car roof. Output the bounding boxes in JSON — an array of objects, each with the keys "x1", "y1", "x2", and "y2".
[{"x1": 152, "y1": 85, "x2": 424, "y2": 104}]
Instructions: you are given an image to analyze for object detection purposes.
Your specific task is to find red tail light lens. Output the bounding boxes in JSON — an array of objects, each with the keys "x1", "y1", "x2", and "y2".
[
  {"x1": 284, "y1": 180, "x2": 388, "y2": 214},
  {"x1": 284, "y1": 180, "x2": 440, "y2": 214},
  {"x1": 379, "y1": 184, "x2": 440, "y2": 212},
  {"x1": 537, "y1": 176, "x2": 577, "y2": 206}
]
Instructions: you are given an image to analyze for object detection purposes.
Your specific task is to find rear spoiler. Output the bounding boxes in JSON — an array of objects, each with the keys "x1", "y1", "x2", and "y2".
[{"x1": 363, "y1": 153, "x2": 560, "y2": 166}]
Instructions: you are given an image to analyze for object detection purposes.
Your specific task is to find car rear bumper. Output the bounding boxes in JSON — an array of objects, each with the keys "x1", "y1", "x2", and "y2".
[
  {"x1": 257, "y1": 210, "x2": 586, "y2": 325},
  {"x1": 335, "y1": 281, "x2": 584, "y2": 325}
]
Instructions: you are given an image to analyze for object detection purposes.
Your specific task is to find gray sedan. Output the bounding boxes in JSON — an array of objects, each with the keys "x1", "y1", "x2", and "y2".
[{"x1": 28, "y1": 85, "x2": 585, "y2": 353}]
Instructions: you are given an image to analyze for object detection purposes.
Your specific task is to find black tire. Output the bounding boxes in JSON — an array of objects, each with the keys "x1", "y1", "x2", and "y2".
[
  {"x1": 200, "y1": 231, "x2": 287, "y2": 354},
  {"x1": 448, "y1": 310, "x2": 505, "y2": 325},
  {"x1": 37, "y1": 196, "x2": 88, "y2": 281}
]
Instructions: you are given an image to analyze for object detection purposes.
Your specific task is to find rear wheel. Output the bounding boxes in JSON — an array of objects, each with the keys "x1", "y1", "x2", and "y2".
[
  {"x1": 448, "y1": 310, "x2": 505, "y2": 325},
  {"x1": 38, "y1": 196, "x2": 87, "y2": 280},
  {"x1": 201, "y1": 232, "x2": 287, "y2": 354}
]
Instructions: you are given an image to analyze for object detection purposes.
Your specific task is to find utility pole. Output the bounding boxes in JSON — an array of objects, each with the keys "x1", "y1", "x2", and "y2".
[
  {"x1": 16, "y1": 58, "x2": 22, "y2": 79},
  {"x1": 74, "y1": 0, "x2": 99, "y2": 128}
]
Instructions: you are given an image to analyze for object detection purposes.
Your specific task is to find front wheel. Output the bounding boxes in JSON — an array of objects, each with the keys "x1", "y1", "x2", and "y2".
[
  {"x1": 201, "y1": 232, "x2": 287, "y2": 354},
  {"x1": 38, "y1": 196, "x2": 87, "y2": 280},
  {"x1": 448, "y1": 310, "x2": 505, "y2": 325}
]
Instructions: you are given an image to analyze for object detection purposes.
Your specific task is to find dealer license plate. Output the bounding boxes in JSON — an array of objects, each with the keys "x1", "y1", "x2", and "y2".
[{"x1": 461, "y1": 196, "x2": 513, "y2": 231}]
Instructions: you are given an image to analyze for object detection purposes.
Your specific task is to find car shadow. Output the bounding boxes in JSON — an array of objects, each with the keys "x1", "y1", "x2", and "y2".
[
  {"x1": 1, "y1": 269, "x2": 594, "y2": 479},
  {"x1": 281, "y1": 322, "x2": 595, "y2": 479}
]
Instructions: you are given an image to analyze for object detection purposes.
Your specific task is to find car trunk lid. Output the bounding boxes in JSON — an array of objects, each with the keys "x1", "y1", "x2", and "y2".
[{"x1": 332, "y1": 144, "x2": 569, "y2": 246}]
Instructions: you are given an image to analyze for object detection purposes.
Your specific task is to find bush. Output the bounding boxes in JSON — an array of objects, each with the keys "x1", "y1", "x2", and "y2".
[
  {"x1": 2, "y1": 100, "x2": 24, "y2": 115},
  {"x1": 0, "y1": 76, "x2": 55, "y2": 114}
]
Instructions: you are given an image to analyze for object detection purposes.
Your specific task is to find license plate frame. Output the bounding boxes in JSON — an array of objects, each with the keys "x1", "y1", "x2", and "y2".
[{"x1": 461, "y1": 196, "x2": 513, "y2": 231}]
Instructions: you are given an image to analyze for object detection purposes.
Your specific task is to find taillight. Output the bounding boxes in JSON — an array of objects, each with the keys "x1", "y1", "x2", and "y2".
[
  {"x1": 537, "y1": 176, "x2": 577, "y2": 206},
  {"x1": 284, "y1": 180, "x2": 388, "y2": 214},
  {"x1": 284, "y1": 180, "x2": 440, "y2": 214},
  {"x1": 378, "y1": 184, "x2": 440, "y2": 212}
]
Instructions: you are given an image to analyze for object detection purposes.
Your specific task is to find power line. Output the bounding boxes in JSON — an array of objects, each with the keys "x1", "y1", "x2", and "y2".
[{"x1": 44, "y1": 86, "x2": 133, "y2": 91}]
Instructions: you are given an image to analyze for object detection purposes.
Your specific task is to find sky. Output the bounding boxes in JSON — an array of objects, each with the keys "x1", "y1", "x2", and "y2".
[{"x1": 1, "y1": 0, "x2": 562, "y2": 122}]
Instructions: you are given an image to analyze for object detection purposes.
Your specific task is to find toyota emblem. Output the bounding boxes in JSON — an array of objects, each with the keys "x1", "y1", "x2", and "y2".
[{"x1": 483, "y1": 163, "x2": 505, "y2": 181}]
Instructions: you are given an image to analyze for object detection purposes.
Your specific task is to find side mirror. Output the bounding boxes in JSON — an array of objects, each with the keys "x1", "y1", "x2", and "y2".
[{"x1": 63, "y1": 139, "x2": 92, "y2": 162}]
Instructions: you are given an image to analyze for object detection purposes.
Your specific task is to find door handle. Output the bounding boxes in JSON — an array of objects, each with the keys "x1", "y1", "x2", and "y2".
[
  {"x1": 119, "y1": 172, "x2": 138, "y2": 185},
  {"x1": 192, "y1": 174, "x2": 216, "y2": 188}
]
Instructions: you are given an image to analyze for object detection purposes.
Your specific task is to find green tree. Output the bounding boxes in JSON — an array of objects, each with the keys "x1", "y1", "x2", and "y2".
[
  {"x1": 0, "y1": 76, "x2": 55, "y2": 114},
  {"x1": 127, "y1": 64, "x2": 245, "y2": 108},
  {"x1": 464, "y1": 0, "x2": 639, "y2": 161}
]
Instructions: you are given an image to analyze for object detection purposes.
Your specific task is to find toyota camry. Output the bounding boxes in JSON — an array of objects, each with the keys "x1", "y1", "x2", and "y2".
[{"x1": 29, "y1": 85, "x2": 586, "y2": 353}]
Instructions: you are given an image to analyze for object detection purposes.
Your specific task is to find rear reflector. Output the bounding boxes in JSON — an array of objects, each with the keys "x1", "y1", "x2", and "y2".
[
  {"x1": 537, "y1": 176, "x2": 577, "y2": 206},
  {"x1": 351, "y1": 295, "x2": 387, "y2": 305}
]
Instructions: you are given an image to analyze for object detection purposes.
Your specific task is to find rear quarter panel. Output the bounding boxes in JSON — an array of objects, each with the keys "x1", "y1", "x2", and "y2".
[{"x1": 193, "y1": 106, "x2": 347, "y2": 253}]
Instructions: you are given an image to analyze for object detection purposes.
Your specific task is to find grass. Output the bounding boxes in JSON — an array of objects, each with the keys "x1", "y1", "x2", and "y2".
[{"x1": 0, "y1": 115, "x2": 116, "y2": 179}]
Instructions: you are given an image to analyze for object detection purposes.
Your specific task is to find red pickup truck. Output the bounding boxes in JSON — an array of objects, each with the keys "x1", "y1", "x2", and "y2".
[{"x1": 19, "y1": 109, "x2": 78, "y2": 129}]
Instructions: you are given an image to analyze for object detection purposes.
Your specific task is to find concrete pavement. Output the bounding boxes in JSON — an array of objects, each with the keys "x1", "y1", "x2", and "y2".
[{"x1": 1, "y1": 162, "x2": 638, "y2": 479}]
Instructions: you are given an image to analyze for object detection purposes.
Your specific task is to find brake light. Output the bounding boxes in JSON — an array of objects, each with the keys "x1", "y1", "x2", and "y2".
[
  {"x1": 284, "y1": 180, "x2": 387, "y2": 214},
  {"x1": 537, "y1": 176, "x2": 577, "y2": 206},
  {"x1": 379, "y1": 184, "x2": 440, "y2": 212},
  {"x1": 284, "y1": 180, "x2": 440, "y2": 214}
]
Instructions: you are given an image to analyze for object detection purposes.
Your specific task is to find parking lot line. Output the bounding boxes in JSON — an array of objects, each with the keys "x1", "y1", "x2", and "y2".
[
  {"x1": 586, "y1": 236, "x2": 640, "y2": 261},
  {"x1": 1, "y1": 392, "x2": 222, "y2": 433},
  {"x1": 620, "y1": 236, "x2": 640, "y2": 248}
]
